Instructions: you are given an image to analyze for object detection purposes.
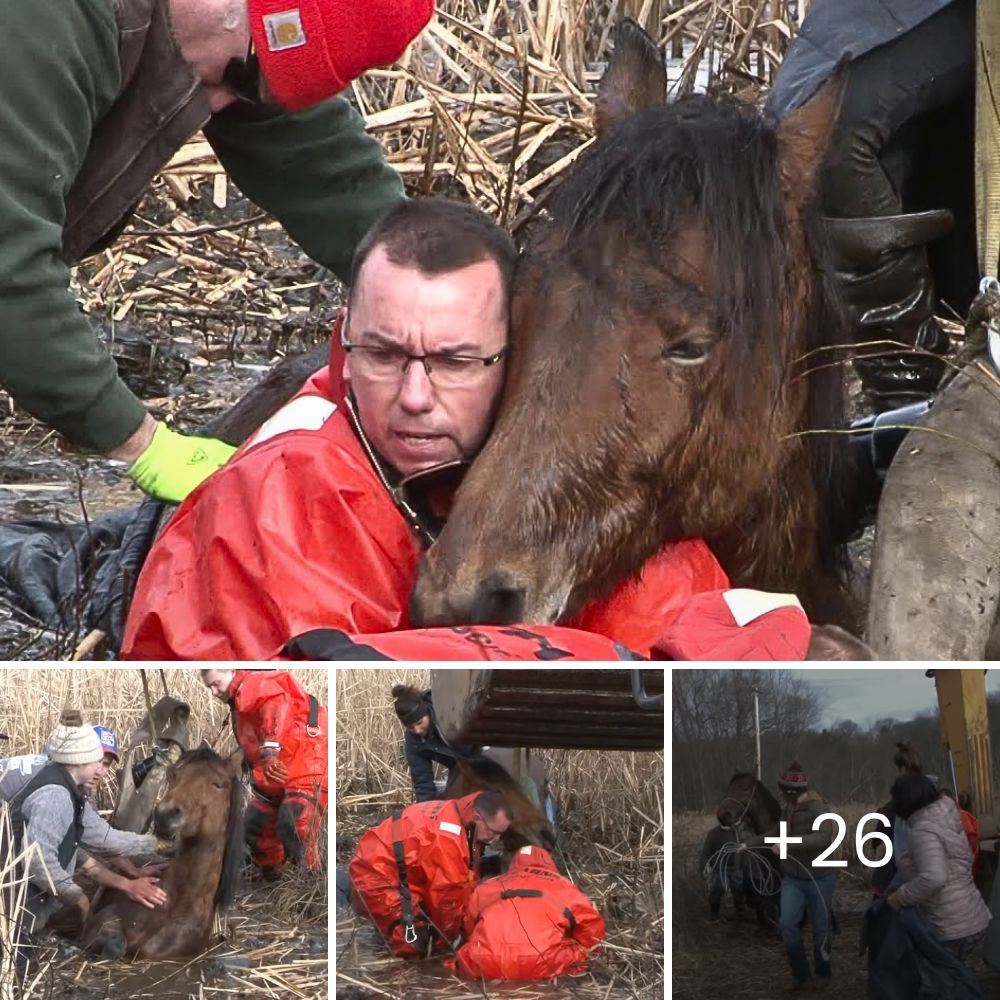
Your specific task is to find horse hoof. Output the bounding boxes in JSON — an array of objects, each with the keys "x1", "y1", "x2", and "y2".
[{"x1": 101, "y1": 930, "x2": 127, "y2": 960}]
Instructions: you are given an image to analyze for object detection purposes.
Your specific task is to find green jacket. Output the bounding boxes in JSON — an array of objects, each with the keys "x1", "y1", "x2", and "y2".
[{"x1": 0, "y1": 0, "x2": 404, "y2": 452}]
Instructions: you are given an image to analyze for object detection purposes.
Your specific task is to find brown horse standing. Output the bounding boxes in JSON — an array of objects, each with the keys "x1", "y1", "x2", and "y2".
[
  {"x1": 410, "y1": 21, "x2": 856, "y2": 632},
  {"x1": 85, "y1": 747, "x2": 244, "y2": 959},
  {"x1": 445, "y1": 755, "x2": 556, "y2": 853}
]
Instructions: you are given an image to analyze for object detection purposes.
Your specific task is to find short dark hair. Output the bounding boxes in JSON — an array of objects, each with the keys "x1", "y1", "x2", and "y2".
[
  {"x1": 892, "y1": 741, "x2": 923, "y2": 774},
  {"x1": 348, "y1": 198, "x2": 517, "y2": 311},
  {"x1": 474, "y1": 789, "x2": 513, "y2": 821},
  {"x1": 891, "y1": 772, "x2": 939, "y2": 820},
  {"x1": 958, "y1": 792, "x2": 973, "y2": 811}
]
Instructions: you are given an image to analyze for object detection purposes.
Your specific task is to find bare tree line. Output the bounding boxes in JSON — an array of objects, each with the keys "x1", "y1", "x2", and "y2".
[{"x1": 673, "y1": 671, "x2": 1000, "y2": 811}]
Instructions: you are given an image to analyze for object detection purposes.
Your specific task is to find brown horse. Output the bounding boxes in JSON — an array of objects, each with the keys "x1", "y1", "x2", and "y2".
[
  {"x1": 445, "y1": 755, "x2": 555, "y2": 853},
  {"x1": 410, "y1": 21, "x2": 856, "y2": 632},
  {"x1": 718, "y1": 772, "x2": 782, "y2": 925},
  {"x1": 85, "y1": 747, "x2": 244, "y2": 959}
]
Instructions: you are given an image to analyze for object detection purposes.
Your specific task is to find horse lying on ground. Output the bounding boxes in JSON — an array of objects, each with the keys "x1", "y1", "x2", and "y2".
[
  {"x1": 410, "y1": 21, "x2": 859, "y2": 635},
  {"x1": 85, "y1": 747, "x2": 244, "y2": 959}
]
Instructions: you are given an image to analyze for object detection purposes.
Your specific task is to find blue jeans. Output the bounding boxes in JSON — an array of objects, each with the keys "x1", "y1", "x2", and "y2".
[{"x1": 780, "y1": 874, "x2": 835, "y2": 982}]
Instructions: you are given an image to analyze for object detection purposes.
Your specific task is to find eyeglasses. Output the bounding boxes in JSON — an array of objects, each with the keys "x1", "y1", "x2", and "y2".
[
  {"x1": 341, "y1": 330, "x2": 507, "y2": 389},
  {"x1": 477, "y1": 816, "x2": 508, "y2": 839},
  {"x1": 221, "y1": 39, "x2": 262, "y2": 106}
]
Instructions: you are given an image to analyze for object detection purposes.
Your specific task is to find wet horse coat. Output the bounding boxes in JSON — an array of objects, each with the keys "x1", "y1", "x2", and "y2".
[
  {"x1": 411, "y1": 22, "x2": 857, "y2": 633},
  {"x1": 85, "y1": 747, "x2": 244, "y2": 959}
]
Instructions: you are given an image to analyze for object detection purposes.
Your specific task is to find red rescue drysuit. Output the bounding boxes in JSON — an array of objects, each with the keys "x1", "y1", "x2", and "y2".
[
  {"x1": 451, "y1": 845, "x2": 605, "y2": 980},
  {"x1": 348, "y1": 794, "x2": 487, "y2": 958},
  {"x1": 229, "y1": 669, "x2": 327, "y2": 872},
  {"x1": 122, "y1": 343, "x2": 813, "y2": 661}
]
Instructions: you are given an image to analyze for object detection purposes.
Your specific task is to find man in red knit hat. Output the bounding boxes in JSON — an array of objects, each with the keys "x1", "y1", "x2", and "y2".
[
  {"x1": 0, "y1": 0, "x2": 432, "y2": 505},
  {"x1": 202, "y1": 668, "x2": 327, "y2": 877}
]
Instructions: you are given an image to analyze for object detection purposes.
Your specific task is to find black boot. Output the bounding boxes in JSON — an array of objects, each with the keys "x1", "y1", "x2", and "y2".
[{"x1": 826, "y1": 211, "x2": 953, "y2": 412}]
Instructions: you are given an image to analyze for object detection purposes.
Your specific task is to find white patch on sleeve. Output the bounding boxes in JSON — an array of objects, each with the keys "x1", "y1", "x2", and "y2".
[
  {"x1": 438, "y1": 821, "x2": 462, "y2": 836},
  {"x1": 723, "y1": 589, "x2": 804, "y2": 627},
  {"x1": 245, "y1": 396, "x2": 337, "y2": 451},
  {"x1": 519, "y1": 846, "x2": 533, "y2": 855}
]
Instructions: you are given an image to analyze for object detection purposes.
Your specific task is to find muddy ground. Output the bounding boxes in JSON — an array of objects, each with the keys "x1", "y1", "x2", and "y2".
[
  {"x1": 335, "y1": 812, "x2": 664, "y2": 1000},
  {"x1": 672, "y1": 823, "x2": 1000, "y2": 1000},
  {"x1": 0, "y1": 176, "x2": 341, "y2": 659},
  {"x1": 18, "y1": 872, "x2": 328, "y2": 1000}
]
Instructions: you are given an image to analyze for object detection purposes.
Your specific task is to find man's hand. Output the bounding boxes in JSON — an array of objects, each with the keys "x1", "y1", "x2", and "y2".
[
  {"x1": 113, "y1": 856, "x2": 169, "y2": 879},
  {"x1": 887, "y1": 892, "x2": 904, "y2": 912},
  {"x1": 261, "y1": 757, "x2": 289, "y2": 784},
  {"x1": 122, "y1": 876, "x2": 167, "y2": 909},
  {"x1": 126, "y1": 421, "x2": 236, "y2": 503}
]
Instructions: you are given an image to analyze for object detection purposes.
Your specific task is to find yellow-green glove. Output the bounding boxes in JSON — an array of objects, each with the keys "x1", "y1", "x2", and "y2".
[{"x1": 128, "y1": 423, "x2": 236, "y2": 504}]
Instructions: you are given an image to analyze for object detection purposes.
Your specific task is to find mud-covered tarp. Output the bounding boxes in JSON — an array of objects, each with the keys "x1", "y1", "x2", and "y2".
[
  {"x1": 0, "y1": 499, "x2": 166, "y2": 655},
  {"x1": 767, "y1": 0, "x2": 955, "y2": 115}
]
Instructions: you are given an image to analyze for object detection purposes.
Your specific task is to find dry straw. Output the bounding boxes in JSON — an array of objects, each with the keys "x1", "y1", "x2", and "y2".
[
  {"x1": 336, "y1": 668, "x2": 664, "y2": 998},
  {"x1": 0, "y1": 667, "x2": 328, "y2": 1000}
]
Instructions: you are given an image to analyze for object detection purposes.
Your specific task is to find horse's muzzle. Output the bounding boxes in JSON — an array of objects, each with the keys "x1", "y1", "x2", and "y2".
[{"x1": 153, "y1": 803, "x2": 182, "y2": 839}]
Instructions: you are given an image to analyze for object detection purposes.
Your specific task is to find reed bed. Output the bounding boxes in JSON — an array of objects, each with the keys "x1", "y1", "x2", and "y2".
[
  {"x1": 336, "y1": 667, "x2": 664, "y2": 999},
  {"x1": 0, "y1": 667, "x2": 328, "y2": 1000}
]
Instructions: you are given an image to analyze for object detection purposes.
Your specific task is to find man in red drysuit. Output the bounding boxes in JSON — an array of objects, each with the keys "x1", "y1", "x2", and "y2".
[
  {"x1": 451, "y1": 844, "x2": 605, "y2": 981},
  {"x1": 348, "y1": 790, "x2": 511, "y2": 958},
  {"x1": 202, "y1": 669, "x2": 326, "y2": 875},
  {"x1": 122, "y1": 198, "x2": 815, "y2": 662}
]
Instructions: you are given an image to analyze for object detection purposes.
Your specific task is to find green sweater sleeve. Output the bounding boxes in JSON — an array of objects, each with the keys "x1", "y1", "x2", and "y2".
[
  {"x1": 204, "y1": 96, "x2": 405, "y2": 284},
  {"x1": 0, "y1": 0, "x2": 148, "y2": 452}
]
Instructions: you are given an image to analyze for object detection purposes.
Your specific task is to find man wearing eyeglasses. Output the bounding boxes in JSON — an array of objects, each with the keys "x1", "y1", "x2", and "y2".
[
  {"x1": 122, "y1": 197, "x2": 819, "y2": 662},
  {"x1": 348, "y1": 789, "x2": 513, "y2": 959},
  {"x1": 0, "y1": 0, "x2": 431, "y2": 505}
]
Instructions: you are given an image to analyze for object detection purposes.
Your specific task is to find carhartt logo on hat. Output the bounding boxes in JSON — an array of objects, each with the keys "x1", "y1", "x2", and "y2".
[
  {"x1": 263, "y1": 9, "x2": 307, "y2": 51},
  {"x1": 248, "y1": 0, "x2": 434, "y2": 111}
]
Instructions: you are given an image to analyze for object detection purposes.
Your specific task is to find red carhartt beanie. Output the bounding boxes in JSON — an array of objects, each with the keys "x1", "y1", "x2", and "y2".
[{"x1": 249, "y1": 0, "x2": 434, "y2": 111}]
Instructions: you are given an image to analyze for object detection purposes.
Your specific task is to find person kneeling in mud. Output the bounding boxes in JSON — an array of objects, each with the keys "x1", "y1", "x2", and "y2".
[
  {"x1": 348, "y1": 790, "x2": 512, "y2": 958},
  {"x1": 450, "y1": 845, "x2": 605, "y2": 980},
  {"x1": 5, "y1": 713, "x2": 166, "y2": 975}
]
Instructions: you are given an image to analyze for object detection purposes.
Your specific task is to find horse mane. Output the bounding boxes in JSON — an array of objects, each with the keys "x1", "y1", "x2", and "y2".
[
  {"x1": 178, "y1": 747, "x2": 244, "y2": 911},
  {"x1": 729, "y1": 771, "x2": 782, "y2": 822},
  {"x1": 546, "y1": 94, "x2": 856, "y2": 600}
]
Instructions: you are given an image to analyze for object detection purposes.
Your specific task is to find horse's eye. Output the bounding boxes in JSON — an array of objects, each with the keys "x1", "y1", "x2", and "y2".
[
  {"x1": 661, "y1": 333, "x2": 714, "y2": 366},
  {"x1": 212, "y1": 781, "x2": 225, "y2": 789}
]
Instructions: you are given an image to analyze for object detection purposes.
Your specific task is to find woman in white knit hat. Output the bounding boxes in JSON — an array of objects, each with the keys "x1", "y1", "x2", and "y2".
[{"x1": 7, "y1": 711, "x2": 113, "y2": 974}]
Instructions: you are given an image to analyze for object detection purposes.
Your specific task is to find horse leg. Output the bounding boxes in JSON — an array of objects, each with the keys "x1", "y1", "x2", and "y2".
[
  {"x1": 868, "y1": 368, "x2": 1000, "y2": 658},
  {"x1": 82, "y1": 909, "x2": 128, "y2": 960}
]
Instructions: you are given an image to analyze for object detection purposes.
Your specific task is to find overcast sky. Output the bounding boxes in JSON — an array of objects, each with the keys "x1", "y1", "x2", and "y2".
[{"x1": 781, "y1": 669, "x2": 1000, "y2": 729}]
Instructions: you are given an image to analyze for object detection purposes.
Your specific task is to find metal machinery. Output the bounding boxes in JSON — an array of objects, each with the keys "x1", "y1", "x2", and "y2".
[
  {"x1": 429, "y1": 668, "x2": 663, "y2": 751},
  {"x1": 931, "y1": 669, "x2": 994, "y2": 818}
]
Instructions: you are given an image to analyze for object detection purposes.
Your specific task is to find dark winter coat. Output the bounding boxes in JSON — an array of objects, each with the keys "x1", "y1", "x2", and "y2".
[{"x1": 403, "y1": 690, "x2": 479, "y2": 802}]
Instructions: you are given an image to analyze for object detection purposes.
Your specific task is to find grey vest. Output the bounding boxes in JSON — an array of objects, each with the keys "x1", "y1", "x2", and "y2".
[{"x1": 62, "y1": 0, "x2": 211, "y2": 263}]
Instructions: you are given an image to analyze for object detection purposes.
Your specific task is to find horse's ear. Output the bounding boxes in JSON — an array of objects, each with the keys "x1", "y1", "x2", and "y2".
[
  {"x1": 225, "y1": 748, "x2": 244, "y2": 779},
  {"x1": 595, "y1": 19, "x2": 666, "y2": 137},
  {"x1": 775, "y1": 59, "x2": 848, "y2": 211}
]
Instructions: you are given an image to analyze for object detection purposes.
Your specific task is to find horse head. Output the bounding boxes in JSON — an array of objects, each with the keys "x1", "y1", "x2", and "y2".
[
  {"x1": 154, "y1": 747, "x2": 237, "y2": 838},
  {"x1": 453, "y1": 756, "x2": 556, "y2": 852},
  {"x1": 411, "y1": 21, "x2": 854, "y2": 629},
  {"x1": 719, "y1": 771, "x2": 781, "y2": 835}
]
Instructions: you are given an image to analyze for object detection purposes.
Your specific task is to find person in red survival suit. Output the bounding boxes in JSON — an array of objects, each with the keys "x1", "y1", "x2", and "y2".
[
  {"x1": 121, "y1": 197, "x2": 815, "y2": 662},
  {"x1": 202, "y1": 669, "x2": 326, "y2": 876},
  {"x1": 449, "y1": 845, "x2": 605, "y2": 981},
  {"x1": 348, "y1": 790, "x2": 512, "y2": 958}
]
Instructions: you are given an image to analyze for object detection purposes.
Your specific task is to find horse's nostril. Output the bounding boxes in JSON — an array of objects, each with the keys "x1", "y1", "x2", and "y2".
[{"x1": 471, "y1": 576, "x2": 527, "y2": 625}]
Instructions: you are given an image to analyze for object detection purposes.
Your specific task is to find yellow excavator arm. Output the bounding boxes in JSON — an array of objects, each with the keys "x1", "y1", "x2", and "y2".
[{"x1": 933, "y1": 669, "x2": 994, "y2": 817}]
